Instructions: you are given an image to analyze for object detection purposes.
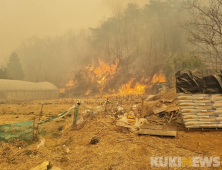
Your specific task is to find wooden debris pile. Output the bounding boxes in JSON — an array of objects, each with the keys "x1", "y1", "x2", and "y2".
[
  {"x1": 149, "y1": 100, "x2": 180, "y2": 123},
  {"x1": 114, "y1": 94, "x2": 180, "y2": 137}
]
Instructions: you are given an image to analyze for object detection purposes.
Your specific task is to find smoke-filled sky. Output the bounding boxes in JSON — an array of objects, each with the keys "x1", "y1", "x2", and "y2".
[{"x1": 0, "y1": 0, "x2": 149, "y2": 64}]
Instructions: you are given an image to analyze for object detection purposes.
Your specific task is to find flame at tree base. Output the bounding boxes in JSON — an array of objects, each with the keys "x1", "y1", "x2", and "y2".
[
  {"x1": 118, "y1": 78, "x2": 147, "y2": 96},
  {"x1": 60, "y1": 59, "x2": 167, "y2": 97}
]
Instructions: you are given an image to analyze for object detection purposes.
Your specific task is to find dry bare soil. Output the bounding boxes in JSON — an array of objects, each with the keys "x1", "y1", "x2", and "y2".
[{"x1": 0, "y1": 93, "x2": 222, "y2": 170}]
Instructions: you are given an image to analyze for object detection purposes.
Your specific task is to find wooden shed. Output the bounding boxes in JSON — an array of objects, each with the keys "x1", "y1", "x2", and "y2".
[{"x1": 0, "y1": 79, "x2": 59, "y2": 102}]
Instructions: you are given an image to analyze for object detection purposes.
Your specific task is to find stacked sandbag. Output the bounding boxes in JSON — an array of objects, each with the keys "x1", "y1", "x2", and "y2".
[{"x1": 178, "y1": 94, "x2": 222, "y2": 129}]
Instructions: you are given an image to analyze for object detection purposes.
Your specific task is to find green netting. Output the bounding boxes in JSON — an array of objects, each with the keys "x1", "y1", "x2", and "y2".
[
  {"x1": 36, "y1": 105, "x2": 75, "y2": 138},
  {"x1": 38, "y1": 106, "x2": 74, "y2": 125},
  {"x1": 0, "y1": 121, "x2": 33, "y2": 141},
  {"x1": 37, "y1": 119, "x2": 67, "y2": 138}
]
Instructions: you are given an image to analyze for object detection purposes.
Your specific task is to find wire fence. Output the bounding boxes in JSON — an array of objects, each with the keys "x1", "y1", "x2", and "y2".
[{"x1": 0, "y1": 99, "x2": 113, "y2": 142}]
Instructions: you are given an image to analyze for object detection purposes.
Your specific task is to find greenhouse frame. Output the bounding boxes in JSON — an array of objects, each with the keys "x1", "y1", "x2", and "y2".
[{"x1": 0, "y1": 79, "x2": 59, "y2": 102}]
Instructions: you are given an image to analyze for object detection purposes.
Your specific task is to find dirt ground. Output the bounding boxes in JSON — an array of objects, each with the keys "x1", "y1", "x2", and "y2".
[{"x1": 0, "y1": 91, "x2": 222, "y2": 170}]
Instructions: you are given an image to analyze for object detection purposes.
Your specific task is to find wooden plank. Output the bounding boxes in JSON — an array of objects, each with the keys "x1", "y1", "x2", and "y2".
[
  {"x1": 153, "y1": 104, "x2": 167, "y2": 114},
  {"x1": 187, "y1": 128, "x2": 222, "y2": 131},
  {"x1": 138, "y1": 129, "x2": 177, "y2": 137},
  {"x1": 140, "y1": 123, "x2": 164, "y2": 129}
]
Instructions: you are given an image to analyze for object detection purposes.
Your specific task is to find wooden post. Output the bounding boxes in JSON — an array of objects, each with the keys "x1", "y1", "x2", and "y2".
[
  {"x1": 73, "y1": 106, "x2": 79, "y2": 125},
  {"x1": 38, "y1": 104, "x2": 44, "y2": 121},
  {"x1": 33, "y1": 117, "x2": 36, "y2": 142},
  {"x1": 73, "y1": 101, "x2": 81, "y2": 125}
]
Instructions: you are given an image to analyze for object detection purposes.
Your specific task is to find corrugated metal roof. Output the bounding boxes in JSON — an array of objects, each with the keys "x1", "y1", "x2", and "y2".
[{"x1": 0, "y1": 79, "x2": 59, "y2": 91}]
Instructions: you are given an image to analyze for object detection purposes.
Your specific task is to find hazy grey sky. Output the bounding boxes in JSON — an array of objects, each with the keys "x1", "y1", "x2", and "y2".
[{"x1": 0, "y1": 0, "x2": 149, "y2": 64}]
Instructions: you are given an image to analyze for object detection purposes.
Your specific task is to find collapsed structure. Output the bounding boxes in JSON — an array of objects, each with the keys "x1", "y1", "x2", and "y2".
[{"x1": 0, "y1": 79, "x2": 59, "y2": 102}]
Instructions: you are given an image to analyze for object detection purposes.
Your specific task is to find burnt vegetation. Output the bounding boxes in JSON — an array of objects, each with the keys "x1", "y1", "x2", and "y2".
[{"x1": 2, "y1": 0, "x2": 217, "y2": 96}]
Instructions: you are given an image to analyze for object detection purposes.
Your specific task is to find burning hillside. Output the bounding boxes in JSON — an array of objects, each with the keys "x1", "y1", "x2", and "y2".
[
  {"x1": 60, "y1": 59, "x2": 166, "y2": 96},
  {"x1": 60, "y1": 80, "x2": 74, "y2": 94},
  {"x1": 83, "y1": 59, "x2": 119, "y2": 91}
]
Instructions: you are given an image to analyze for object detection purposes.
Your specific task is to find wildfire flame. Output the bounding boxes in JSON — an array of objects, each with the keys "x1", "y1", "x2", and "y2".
[
  {"x1": 83, "y1": 59, "x2": 119, "y2": 89},
  {"x1": 60, "y1": 88, "x2": 65, "y2": 94},
  {"x1": 151, "y1": 72, "x2": 166, "y2": 84},
  {"x1": 105, "y1": 73, "x2": 166, "y2": 96},
  {"x1": 60, "y1": 80, "x2": 75, "y2": 94},
  {"x1": 118, "y1": 78, "x2": 147, "y2": 95},
  {"x1": 65, "y1": 80, "x2": 74, "y2": 88},
  {"x1": 60, "y1": 58, "x2": 167, "y2": 96},
  {"x1": 85, "y1": 89, "x2": 91, "y2": 96}
]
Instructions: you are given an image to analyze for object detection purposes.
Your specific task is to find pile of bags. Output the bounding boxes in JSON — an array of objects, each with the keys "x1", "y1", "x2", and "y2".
[
  {"x1": 178, "y1": 94, "x2": 222, "y2": 128},
  {"x1": 176, "y1": 70, "x2": 222, "y2": 129}
]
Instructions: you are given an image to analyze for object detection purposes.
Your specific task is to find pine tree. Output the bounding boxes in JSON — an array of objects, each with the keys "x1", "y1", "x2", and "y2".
[{"x1": 7, "y1": 52, "x2": 24, "y2": 80}]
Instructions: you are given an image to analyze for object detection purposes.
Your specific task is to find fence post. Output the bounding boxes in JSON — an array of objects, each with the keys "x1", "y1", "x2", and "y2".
[
  {"x1": 73, "y1": 101, "x2": 81, "y2": 125},
  {"x1": 33, "y1": 117, "x2": 36, "y2": 142},
  {"x1": 38, "y1": 104, "x2": 44, "y2": 121}
]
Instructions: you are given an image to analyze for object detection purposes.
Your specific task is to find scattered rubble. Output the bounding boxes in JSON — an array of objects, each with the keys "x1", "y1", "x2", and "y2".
[
  {"x1": 0, "y1": 88, "x2": 185, "y2": 169},
  {"x1": 37, "y1": 138, "x2": 45, "y2": 148},
  {"x1": 152, "y1": 104, "x2": 167, "y2": 114},
  {"x1": 90, "y1": 137, "x2": 100, "y2": 145}
]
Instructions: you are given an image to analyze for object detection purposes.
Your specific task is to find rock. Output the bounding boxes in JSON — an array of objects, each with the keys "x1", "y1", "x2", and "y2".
[
  {"x1": 90, "y1": 137, "x2": 100, "y2": 145},
  {"x1": 37, "y1": 138, "x2": 45, "y2": 148},
  {"x1": 30, "y1": 161, "x2": 50, "y2": 170},
  {"x1": 58, "y1": 126, "x2": 63, "y2": 131}
]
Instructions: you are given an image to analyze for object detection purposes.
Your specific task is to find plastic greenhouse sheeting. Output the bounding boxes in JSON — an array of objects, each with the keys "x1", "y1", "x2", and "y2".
[
  {"x1": 176, "y1": 70, "x2": 222, "y2": 94},
  {"x1": 0, "y1": 120, "x2": 33, "y2": 141},
  {"x1": 0, "y1": 79, "x2": 58, "y2": 91}
]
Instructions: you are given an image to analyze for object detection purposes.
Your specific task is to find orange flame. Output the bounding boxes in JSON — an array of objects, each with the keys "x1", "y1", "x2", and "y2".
[
  {"x1": 83, "y1": 59, "x2": 119, "y2": 90},
  {"x1": 65, "y1": 80, "x2": 74, "y2": 88},
  {"x1": 118, "y1": 78, "x2": 147, "y2": 95},
  {"x1": 85, "y1": 89, "x2": 91, "y2": 96},
  {"x1": 151, "y1": 72, "x2": 166, "y2": 84},
  {"x1": 60, "y1": 88, "x2": 65, "y2": 94},
  {"x1": 60, "y1": 80, "x2": 75, "y2": 94},
  {"x1": 61, "y1": 58, "x2": 167, "y2": 96}
]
